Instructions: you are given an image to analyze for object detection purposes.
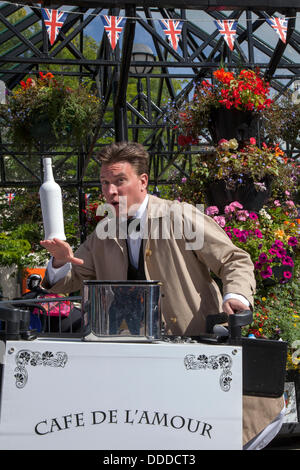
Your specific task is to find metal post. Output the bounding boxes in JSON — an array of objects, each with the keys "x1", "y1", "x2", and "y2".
[{"x1": 114, "y1": 5, "x2": 136, "y2": 142}]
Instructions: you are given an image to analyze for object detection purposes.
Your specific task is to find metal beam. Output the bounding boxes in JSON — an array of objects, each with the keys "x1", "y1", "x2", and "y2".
[
  {"x1": 114, "y1": 5, "x2": 136, "y2": 141},
  {"x1": 29, "y1": 1, "x2": 300, "y2": 11}
]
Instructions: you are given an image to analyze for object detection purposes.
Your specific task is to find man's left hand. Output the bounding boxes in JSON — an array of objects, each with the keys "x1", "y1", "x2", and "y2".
[{"x1": 222, "y1": 298, "x2": 249, "y2": 315}]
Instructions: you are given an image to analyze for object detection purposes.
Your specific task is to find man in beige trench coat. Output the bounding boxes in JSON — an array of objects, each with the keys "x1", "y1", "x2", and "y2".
[{"x1": 40, "y1": 141, "x2": 285, "y2": 450}]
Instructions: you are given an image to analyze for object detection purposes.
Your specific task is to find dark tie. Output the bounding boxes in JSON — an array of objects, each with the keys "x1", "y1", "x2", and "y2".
[
  {"x1": 127, "y1": 217, "x2": 140, "y2": 234},
  {"x1": 126, "y1": 218, "x2": 145, "y2": 280}
]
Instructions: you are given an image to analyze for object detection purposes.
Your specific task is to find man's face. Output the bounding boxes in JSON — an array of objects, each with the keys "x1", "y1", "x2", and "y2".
[{"x1": 100, "y1": 161, "x2": 148, "y2": 216}]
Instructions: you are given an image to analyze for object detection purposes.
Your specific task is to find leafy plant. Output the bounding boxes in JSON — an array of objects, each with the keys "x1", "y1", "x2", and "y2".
[
  {"x1": 170, "y1": 138, "x2": 298, "y2": 200},
  {"x1": 174, "y1": 67, "x2": 273, "y2": 146},
  {"x1": 0, "y1": 233, "x2": 31, "y2": 266},
  {"x1": 3, "y1": 72, "x2": 102, "y2": 151},
  {"x1": 262, "y1": 91, "x2": 300, "y2": 148}
]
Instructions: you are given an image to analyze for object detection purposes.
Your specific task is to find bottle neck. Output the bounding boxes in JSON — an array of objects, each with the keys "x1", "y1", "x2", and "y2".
[{"x1": 43, "y1": 158, "x2": 54, "y2": 182}]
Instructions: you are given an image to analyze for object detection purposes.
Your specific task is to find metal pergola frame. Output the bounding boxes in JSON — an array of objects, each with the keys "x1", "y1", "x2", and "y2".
[{"x1": 0, "y1": 2, "x2": 299, "y2": 239}]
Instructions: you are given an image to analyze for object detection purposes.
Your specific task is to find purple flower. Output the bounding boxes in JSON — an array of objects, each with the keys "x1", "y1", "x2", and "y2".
[
  {"x1": 288, "y1": 236, "x2": 298, "y2": 247},
  {"x1": 260, "y1": 266, "x2": 273, "y2": 279},
  {"x1": 259, "y1": 253, "x2": 268, "y2": 263},
  {"x1": 277, "y1": 247, "x2": 287, "y2": 257},
  {"x1": 272, "y1": 240, "x2": 284, "y2": 249},
  {"x1": 268, "y1": 248, "x2": 277, "y2": 256},
  {"x1": 254, "y1": 261, "x2": 263, "y2": 270},
  {"x1": 181, "y1": 177, "x2": 187, "y2": 183},
  {"x1": 239, "y1": 232, "x2": 247, "y2": 243},
  {"x1": 255, "y1": 229, "x2": 263, "y2": 239}
]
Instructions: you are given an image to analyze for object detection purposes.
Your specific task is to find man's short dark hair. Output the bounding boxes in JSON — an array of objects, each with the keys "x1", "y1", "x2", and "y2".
[{"x1": 96, "y1": 141, "x2": 149, "y2": 176}]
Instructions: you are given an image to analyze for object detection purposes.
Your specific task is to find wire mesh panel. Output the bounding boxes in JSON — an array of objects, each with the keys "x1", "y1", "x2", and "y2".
[{"x1": 0, "y1": 296, "x2": 83, "y2": 339}]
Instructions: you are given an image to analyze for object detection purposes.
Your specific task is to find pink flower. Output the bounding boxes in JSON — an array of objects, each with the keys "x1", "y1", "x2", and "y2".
[
  {"x1": 285, "y1": 190, "x2": 290, "y2": 197},
  {"x1": 282, "y1": 256, "x2": 294, "y2": 267},
  {"x1": 218, "y1": 138, "x2": 229, "y2": 145},
  {"x1": 225, "y1": 205, "x2": 234, "y2": 214},
  {"x1": 233, "y1": 228, "x2": 241, "y2": 237},
  {"x1": 260, "y1": 266, "x2": 273, "y2": 279},
  {"x1": 225, "y1": 201, "x2": 243, "y2": 213},
  {"x1": 205, "y1": 205, "x2": 219, "y2": 216},
  {"x1": 230, "y1": 201, "x2": 243, "y2": 209},
  {"x1": 286, "y1": 200, "x2": 295, "y2": 208},
  {"x1": 181, "y1": 177, "x2": 187, "y2": 183},
  {"x1": 274, "y1": 200, "x2": 281, "y2": 207},
  {"x1": 213, "y1": 215, "x2": 226, "y2": 227},
  {"x1": 250, "y1": 137, "x2": 256, "y2": 145},
  {"x1": 236, "y1": 210, "x2": 249, "y2": 221},
  {"x1": 288, "y1": 236, "x2": 298, "y2": 246},
  {"x1": 249, "y1": 212, "x2": 258, "y2": 220},
  {"x1": 272, "y1": 240, "x2": 284, "y2": 249},
  {"x1": 254, "y1": 229, "x2": 263, "y2": 238},
  {"x1": 283, "y1": 271, "x2": 292, "y2": 279}
]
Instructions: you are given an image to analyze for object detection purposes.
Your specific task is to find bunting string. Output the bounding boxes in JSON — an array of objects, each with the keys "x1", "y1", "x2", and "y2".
[{"x1": 0, "y1": 1, "x2": 295, "y2": 51}]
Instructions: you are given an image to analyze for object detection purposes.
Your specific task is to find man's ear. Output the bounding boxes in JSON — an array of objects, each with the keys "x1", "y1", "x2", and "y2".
[{"x1": 140, "y1": 173, "x2": 149, "y2": 190}]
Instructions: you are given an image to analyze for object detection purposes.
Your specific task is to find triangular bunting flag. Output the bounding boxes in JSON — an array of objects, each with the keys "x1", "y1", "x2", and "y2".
[
  {"x1": 266, "y1": 16, "x2": 288, "y2": 43},
  {"x1": 159, "y1": 19, "x2": 183, "y2": 51},
  {"x1": 5, "y1": 192, "x2": 15, "y2": 205},
  {"x1": 101, "y1": 16, "x2": 126, "y2": 50},
  {"x1": 41, "y1": 9, "x2": 68, "y2": 45},
  {"x1": 214, "y1": 19, "x2": 238, "y2": 51}
]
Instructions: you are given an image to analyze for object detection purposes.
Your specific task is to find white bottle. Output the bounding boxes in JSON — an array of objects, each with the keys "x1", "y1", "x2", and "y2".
[{"x1": 39, "y1": 157, "x2": 66, "y2": 240}]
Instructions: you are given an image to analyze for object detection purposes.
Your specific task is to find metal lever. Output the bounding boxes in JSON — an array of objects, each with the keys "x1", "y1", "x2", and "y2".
[{"x1": 228, "y1": 310, "x2": 253, "y2": 341}]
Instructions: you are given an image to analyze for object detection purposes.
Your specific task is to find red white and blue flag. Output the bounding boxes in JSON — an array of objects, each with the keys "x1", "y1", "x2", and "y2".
[
  {"x1": 159, "y1": 19, "x2": 183, "y2": 51},
  {"x1": 266, "y1": 16, "x2": 288, "y2": 43},
  {"x1": 214, "y1": 19, "x2": 238, "y2": 51},
  {"x1": 41, "y1": 9, "x2": 68, "y2": 45},
  {"x1": 5, "y1": 192, "x2": 15, "y2": 205},
  {"x1": 101, "y1": 16, "x2": 126, "y2": 50}
]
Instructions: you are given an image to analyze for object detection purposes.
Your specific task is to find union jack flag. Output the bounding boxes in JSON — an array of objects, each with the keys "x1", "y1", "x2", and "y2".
[
  {"x1": 266, "y1": 16, "x2": 288, "y2": 43},
  {"x1": 101, "y1": 16, "x2": 126, "y2": 50},
  {"x1": 159, "y1": 19, "x2": 183, "y2": 51},
  {"x1": 214, "y1": 19, "x2": 238, "y2": 51},
  {"x1": 41, "y1": 9, "x2": 68, "y2": 46},
  {"x1": 5, "y1": 192, "x2": 15, "y2": 205}
]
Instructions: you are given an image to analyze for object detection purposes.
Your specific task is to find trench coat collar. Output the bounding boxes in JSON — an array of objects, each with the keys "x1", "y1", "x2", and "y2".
[{"x1": 97, "y1": 194, "x2": 168, "y2": 254}]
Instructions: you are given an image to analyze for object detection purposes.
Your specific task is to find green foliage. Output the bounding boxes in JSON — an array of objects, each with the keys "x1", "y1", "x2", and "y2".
[
  {"x1": 3, "y1": 72, "x2": 102, "y2": 152},
  {"x1": 262, "y1": 91, "x2": 300, "y2": 147},
  {"x1": 0, "y1": 232, "x2": 31, "y2": 266}
]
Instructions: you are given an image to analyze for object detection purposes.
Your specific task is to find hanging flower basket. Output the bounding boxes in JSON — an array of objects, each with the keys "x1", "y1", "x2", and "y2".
[
  {"x1": 208, "y1": 108, "x2": 259, "y2": 147},
  {"x1": 4, "y1": 72, "x2": 102, "y2": 150},
  {"x1": 205, "y1": 174, "x2": 272, "y2": 212},
  {"x1": 175, "y1": 67, "x2": 272, "y2": 147}
]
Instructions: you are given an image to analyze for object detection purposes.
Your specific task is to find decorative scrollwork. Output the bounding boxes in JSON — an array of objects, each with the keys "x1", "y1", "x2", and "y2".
[
  {"x1": 184, "y1": 353, "x2": 233, "y2": 392},
  {"x1": 14, "y1": 349, "x2": 68, "y2": 389}
]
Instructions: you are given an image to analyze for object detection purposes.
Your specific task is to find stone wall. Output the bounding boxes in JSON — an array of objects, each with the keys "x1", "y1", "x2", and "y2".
[{"x1": 0, "y1": 265, "x2": 21, "y2": 300}]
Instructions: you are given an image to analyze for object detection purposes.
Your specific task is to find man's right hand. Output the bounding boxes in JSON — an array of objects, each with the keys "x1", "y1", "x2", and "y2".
[{"x1": 40, "y1": 238, "x2": 84, "y2": 268}]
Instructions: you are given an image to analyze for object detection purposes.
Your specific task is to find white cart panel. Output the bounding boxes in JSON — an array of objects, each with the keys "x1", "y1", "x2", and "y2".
[{"x1": 0, "y1": 339, "x2": 242, "y2": 450}]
